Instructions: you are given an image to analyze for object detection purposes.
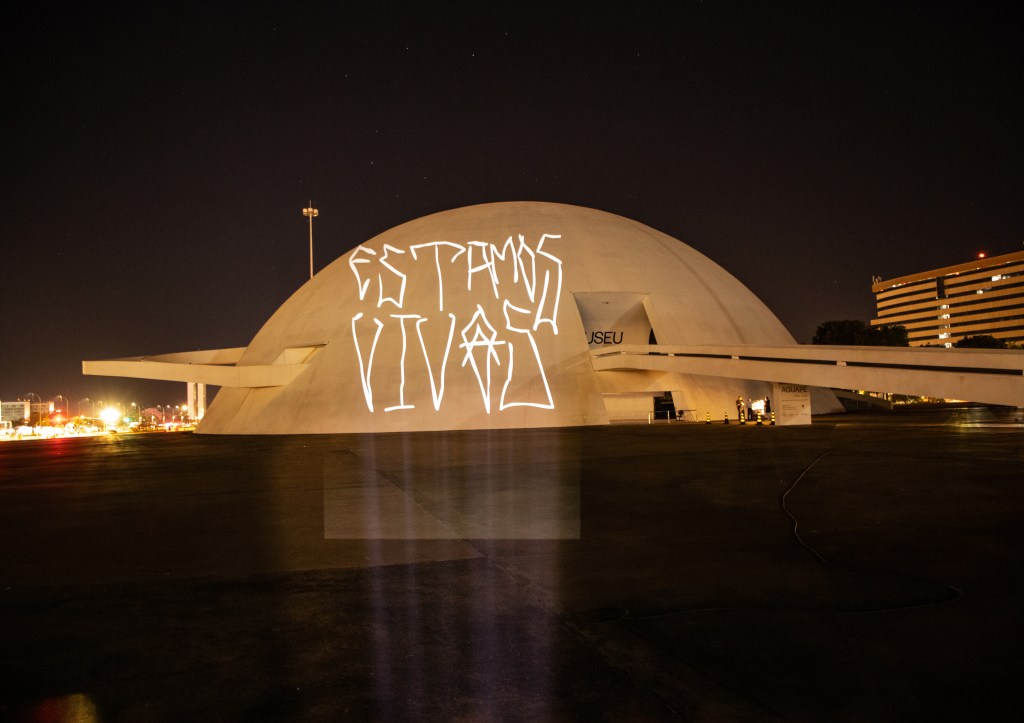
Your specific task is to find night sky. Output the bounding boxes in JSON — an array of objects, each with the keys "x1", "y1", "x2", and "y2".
[{"x1": 2, "y1": 1, "x2": 1021, "y2": 410}]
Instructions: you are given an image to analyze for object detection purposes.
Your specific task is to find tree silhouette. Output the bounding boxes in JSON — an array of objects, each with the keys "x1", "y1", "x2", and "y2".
[
  {"x1": 954, "y1": 335, "x2": 1007, "y2": 349},
  {"x1": 812, "y1": 320, "x2": 908, "y2": 346}
]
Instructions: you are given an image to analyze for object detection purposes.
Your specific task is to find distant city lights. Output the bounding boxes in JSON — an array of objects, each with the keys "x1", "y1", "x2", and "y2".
[
  {"x1": 100, "y1": 407, "x2": 122, "y2": 427},
  {"x1": 1, "y1": 396, "x2": 195, "y2": 442}
]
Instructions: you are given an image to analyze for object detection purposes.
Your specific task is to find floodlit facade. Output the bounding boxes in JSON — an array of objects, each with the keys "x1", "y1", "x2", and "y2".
[
  {"x1": 84, "y1": 203, "x2": 1024, "y2": 433},
  {"x1": 203, "y1": 202, "x2": 836, "y2": 432},
  {"x1": 1, "y1": 400, "x2": 30, "y2": 424},
  {"x1": 871, "y1": 251, "x2": 1024, "y2": 347}
]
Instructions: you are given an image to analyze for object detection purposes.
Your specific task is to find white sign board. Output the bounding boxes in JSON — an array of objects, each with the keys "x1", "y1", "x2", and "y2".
[{"x1": 773, "y1": 382, "x2": 812, "y2": 426}]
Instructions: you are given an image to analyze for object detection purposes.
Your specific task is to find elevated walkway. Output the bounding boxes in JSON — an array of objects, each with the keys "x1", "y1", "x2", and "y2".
[
  {"x1": 590, "y1": 343, "x2": 1024, "y2": 408},
  {"x1": 82, "y1": 344, "x2": 325, "y2": 388}
]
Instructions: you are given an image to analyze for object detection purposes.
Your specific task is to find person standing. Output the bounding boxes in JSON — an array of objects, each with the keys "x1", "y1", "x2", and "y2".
[{"x1": 736, "y1": 395, "x2": 744, "y2": 420}]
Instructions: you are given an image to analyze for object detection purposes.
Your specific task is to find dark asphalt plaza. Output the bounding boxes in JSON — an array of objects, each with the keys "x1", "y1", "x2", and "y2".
[{"x1": 1, "y1": 407, "x2": 1022, "y2": 722}]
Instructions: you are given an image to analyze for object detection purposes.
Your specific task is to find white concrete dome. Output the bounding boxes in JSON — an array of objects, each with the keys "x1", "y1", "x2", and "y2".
[{"x1": 196, "y1": 201, "x2": 802, "y2": 433}]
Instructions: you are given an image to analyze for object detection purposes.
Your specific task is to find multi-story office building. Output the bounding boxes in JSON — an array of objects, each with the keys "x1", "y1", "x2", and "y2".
[
  {"x1": 1, "y1": 400, "x2": 31, "y2": 424},
  {"x1": 871, "y1": 251, "x2": 1024, "y2": 347}
]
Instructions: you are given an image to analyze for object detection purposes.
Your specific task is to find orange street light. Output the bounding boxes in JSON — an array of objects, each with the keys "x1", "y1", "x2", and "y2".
[{"x1": 302, "y1": 202, "x2": 318, "y2": 281}]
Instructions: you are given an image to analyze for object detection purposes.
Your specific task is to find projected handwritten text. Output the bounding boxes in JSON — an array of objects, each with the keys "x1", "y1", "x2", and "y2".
[{"x1": 349, "y1": 234, "x2": 563, "y2": 414}]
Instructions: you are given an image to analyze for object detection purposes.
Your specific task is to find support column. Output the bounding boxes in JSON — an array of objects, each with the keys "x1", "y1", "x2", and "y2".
[
  {"x1": 186, "y1": 382, "x2": 197, "y2": 422},
  {"x1": 197, "y1": 383, "x2": 206, "y2": 420}
]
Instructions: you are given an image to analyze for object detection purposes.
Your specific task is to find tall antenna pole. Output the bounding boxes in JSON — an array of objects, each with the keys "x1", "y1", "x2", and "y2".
[{"x1": 302, "y1": 201, "x2": 319, "y2": 280}]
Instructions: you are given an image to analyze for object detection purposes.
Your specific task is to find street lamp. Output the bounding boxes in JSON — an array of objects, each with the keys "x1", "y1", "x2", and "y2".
[
  {"x1": 54, "y1": 395, "x2": 69, "y2": 424},
  {"x1": 302, "y1": 202, "x2": 318, "y2": 281},
  {"x1": 25, "y1": 392, "x2": 41, "y2": 425}
]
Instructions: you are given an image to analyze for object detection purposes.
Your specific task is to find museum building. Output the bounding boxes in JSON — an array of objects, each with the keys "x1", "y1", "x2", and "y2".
[{"x1": 84, "y1": 203, "x2": 1024, "y2": 433}]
